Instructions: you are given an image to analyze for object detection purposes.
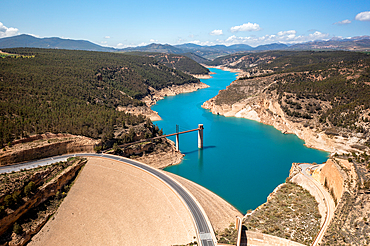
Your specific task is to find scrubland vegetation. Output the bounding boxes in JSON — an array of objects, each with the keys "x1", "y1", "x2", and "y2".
[{"x1": 0, "y1": 48, "x2": 199, "y2": 147}]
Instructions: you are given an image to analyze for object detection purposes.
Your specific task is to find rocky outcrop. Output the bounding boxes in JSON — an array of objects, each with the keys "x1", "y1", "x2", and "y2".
[
  {"x1": 312, "y1": 158, "x2": 358, "y2": 205},
  {"x1": 117, "y1": 105, "x2": 162, "y2": 121},
  {"x1": 312, "y1": 159, "x2": 345, "y2": 204},
  {"x1": 202, "y1": 78, "x2": 368, "y2": 155},
  {"x1": 0, "y1": 134, "x2": 98, "y2": 166},
  {"x1": 142, "y1": 82, "x2": 209, "y2": 107},
  {"x1": 121, "y1": 142, "x2": 155, "y2": 157},
  {"x1": 135, "y1": 140, "x2": 184, "y2": 169},
  {"x1": 191, "y1": 74, "x2": 213, "y2": 79},
  {"x1": 0, "y1": 159, "x2": 86, "y2": 239},
  {"x1": 320, "y1": 156, "x2": 370, "y2": 245},
  {"x1": 288, "y1": 163, "x2": 302, "y2": 179}
]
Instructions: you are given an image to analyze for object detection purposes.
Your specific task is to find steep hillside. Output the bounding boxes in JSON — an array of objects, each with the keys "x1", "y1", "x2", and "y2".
[
  {"x1": 203, "y1": 50, "x2": 370, "y2": 244},
  {"x1": 203, "y1": 51, "x2": 370, "y2": 154},
  {"x1": 205, "y1": 50, "x2": 369, "y2": 74},
  {"x1": 0, "y1": 48, "x2": 199, "y2": 147},
  {"x1": 125, "y1": 52, "x2": 209, "y2": 75}
]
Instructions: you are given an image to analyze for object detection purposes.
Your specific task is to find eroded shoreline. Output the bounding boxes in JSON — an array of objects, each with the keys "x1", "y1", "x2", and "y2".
[{"x1": 202, "y1": 67, "x2": 368, "y2": 155}]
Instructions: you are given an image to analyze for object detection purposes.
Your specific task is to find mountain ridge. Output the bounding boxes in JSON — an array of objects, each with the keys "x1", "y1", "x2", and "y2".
[
  {"x1": 1, "y1": 34, "x2": 369, "y2": 61},
  {"x1": 0, "y1": 34, "x2": 114, "y2": 52}
]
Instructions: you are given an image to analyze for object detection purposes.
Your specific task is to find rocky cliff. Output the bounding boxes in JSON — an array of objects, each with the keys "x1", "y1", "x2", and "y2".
[
  {"x1": 0, "y1": 134, "x2": 98, "y2": 166},
  {"x1": 202, "y1": 74, "x2": 370, "y2": 155},
  {"x1": 142, "y1": 81, "x2": 209, "y2": 107},
  {"x1": 0, "y1": 158, "x2": 86, "y2": 242},
  {"x1": 312, "y1": 159, "x2": 345, "y2": 204}
]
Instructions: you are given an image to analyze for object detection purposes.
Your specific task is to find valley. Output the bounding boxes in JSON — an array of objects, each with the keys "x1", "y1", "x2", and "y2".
[{"x1": 1, "y1": 46, "x2": 369, "y2": 245}]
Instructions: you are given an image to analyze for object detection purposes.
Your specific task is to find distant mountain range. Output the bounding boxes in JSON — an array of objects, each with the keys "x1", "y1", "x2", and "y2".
[
  {"x1": 0, "y1": 34, "x2": 114, "y2": 52},
  {"x1": 1, "y1": 34, "x2": 369, "y2": 61}
]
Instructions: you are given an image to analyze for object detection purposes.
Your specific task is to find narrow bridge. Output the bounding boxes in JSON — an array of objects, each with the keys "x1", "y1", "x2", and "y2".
[{"x1": 109, "y1": 124, "x2": 204, "y2": 152}]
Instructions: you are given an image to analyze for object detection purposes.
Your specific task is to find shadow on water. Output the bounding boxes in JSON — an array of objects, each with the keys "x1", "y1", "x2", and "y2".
[{"x1": 182, "y1": 146, "x2": 216, "y2": 155}]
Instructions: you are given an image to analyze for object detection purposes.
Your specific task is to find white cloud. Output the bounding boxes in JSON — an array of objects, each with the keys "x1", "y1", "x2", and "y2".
[
  {"x1": 333, "y1": 19, "x2": 352, "y2": 25},
  {"x1": 101, "y1": 41, "x2": 107, "y2": 44},
  {"x1": 230, "y1": 22, "x2": 261, "y2": 32},
  {"x1": 277, "y1": 30, "x2": 296, "y2": 36},
  {"x1": 306, "y1": 31, "x2": 330, "y2": 41},
  {"x1": 217, "y1": 30, "x2": 330, "y2": 47},
  {"x1": 189, "y1": 40, "x2": 216, "y2": 46},
  {"x1": 0, "y1": 22, "x2": 19, "y2": 38},
  {"x1": 117, "y1": 29, "x2": 330, "y2": 48},
  {"x1": 355, "y1": 11, "x2": 370, "y2": 21},
  {"x1": 149, "y1": 39, "x2": 158, "y2": 43},
  {"x1": 277, "y1": 30, "x2": 297, "y2": 39},
  {"x1": 115, "y1": 42, "x2": 149, "y2": 49},
  {"x1": 210, "y1": 29, "x2": 223, "y2": 36}
]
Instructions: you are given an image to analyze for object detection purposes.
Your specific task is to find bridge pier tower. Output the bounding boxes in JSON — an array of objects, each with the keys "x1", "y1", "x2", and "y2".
[
  {"x1": 175, "y1": 124, "x2": 179, "y2": 151},
  {"x1": 198, "y1": 124, "x2": 203, "y2": 149},
  {"x1": 175, "y1": 134, "x2": 179, "y2": 151}
]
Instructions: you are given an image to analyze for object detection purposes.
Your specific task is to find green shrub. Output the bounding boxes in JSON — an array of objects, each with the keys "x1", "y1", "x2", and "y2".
[
  {"x1": 24, "y1": 181, "x2": 36, "y2": 197},
  {"x1": 12, "y1": 190, "x2": 22, "y2": 205},
  {"x1": 13, "y1": 222, "x2": 23, "y2": 235},
  {"x1": 94, "y1": 145, "x2": 102, "y2": 153},
  {"x1": 4, "y1": 194, "x2": 13, "y2": 208}
]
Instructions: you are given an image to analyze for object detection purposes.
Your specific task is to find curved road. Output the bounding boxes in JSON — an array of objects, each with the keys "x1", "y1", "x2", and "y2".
[
  {"x1": 0, "y1": 154, "x2": 216, "y2": 246},
  {"x1": 299, "y1": 164, "x2": 335, "y2": 246}
]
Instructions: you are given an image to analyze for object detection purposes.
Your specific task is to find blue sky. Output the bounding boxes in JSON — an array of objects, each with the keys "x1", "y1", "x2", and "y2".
[{"x1": 1, "y1": 0, "x2": 369, "y2": 48}]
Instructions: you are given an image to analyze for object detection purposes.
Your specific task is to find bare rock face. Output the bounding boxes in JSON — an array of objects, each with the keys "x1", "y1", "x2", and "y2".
[
  {"x1": 202, "y1": 74, "x2": 369, "y2": 155},
  {"x1": 117, "y1": 105, "x2": 162, "y2": 121},
  {"x1": 288, "y1": 163, "x2": 301, "y2": 179},
  {"x1": 312, "y1": 159, "x2": 345, "y2": 203},
  {"x1": 0, "y1": 134, "x2": 99, "y2": 166},
  {"x1": 142, "y1": 82, "x2": 209, "y2": 107},
  {"x1": 0, "y1": 159, "x2": 86, "y2": 239},
  {"x1": 136, "y1": 148, "x2": 184, "y2": 169}
]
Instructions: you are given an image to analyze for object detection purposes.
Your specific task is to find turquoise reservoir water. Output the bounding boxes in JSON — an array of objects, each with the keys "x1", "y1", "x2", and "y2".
[{"x1": 152, "y1": 68, "x2": 329, "y2": 214}]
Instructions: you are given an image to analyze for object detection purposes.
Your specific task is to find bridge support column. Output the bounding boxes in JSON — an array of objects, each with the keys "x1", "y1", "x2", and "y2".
[
  {"x1": 175, "y1": 124, "x2": 179, "y2": 151},
  {"x1": 175, "y1": 133, "x2": 179, "y2": 151},
  {"x1": 198, "y1": 124, "x2": 203, "y2": 149}
]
